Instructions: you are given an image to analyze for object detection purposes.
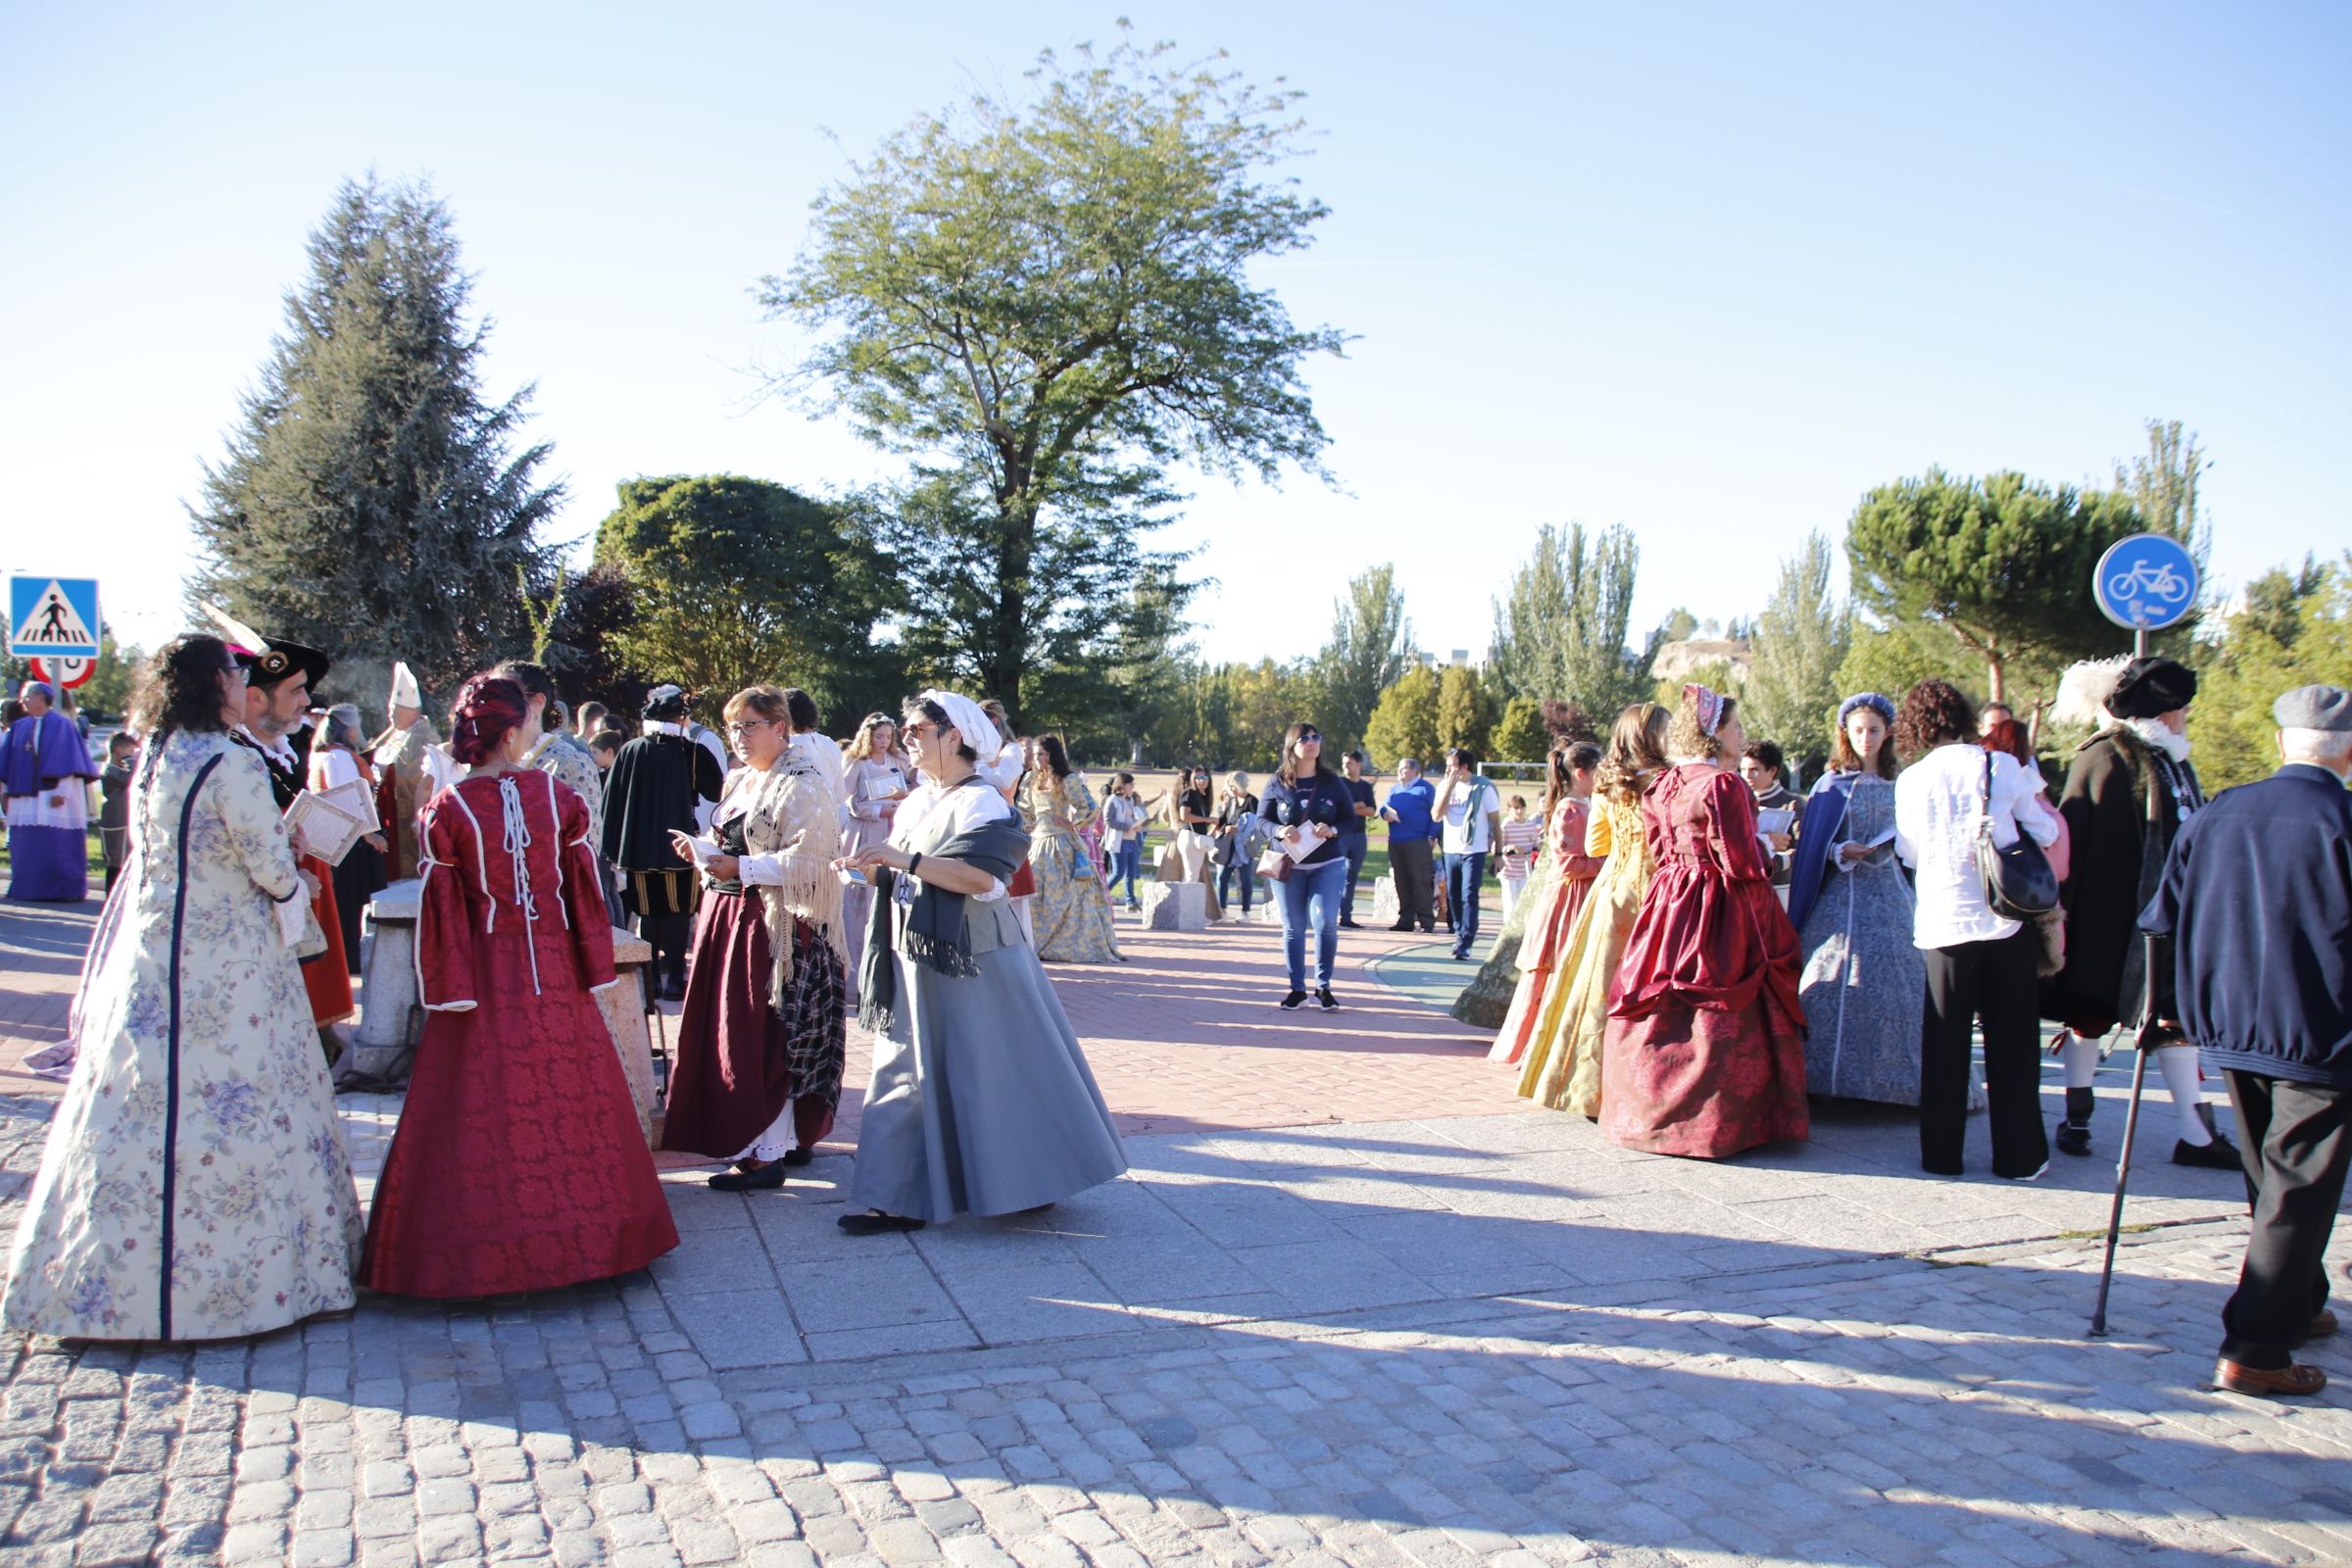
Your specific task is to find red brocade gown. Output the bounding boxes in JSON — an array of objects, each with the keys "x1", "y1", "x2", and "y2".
[
  {"x1": 1600, "y1": 763, "x2": 1809, "y2": 1158},
  {"x1": 362, "y1": 769, "x2": 678, "y2": 1297}
]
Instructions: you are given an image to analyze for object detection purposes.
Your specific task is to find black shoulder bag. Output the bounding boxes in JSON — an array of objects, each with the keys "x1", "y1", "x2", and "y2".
[{"x1": 1974, "y1": 749, "x2": 2058, "y2": 920}]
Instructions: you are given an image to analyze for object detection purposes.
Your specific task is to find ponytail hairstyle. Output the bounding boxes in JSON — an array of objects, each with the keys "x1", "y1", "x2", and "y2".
[
  {"x1": 132, "y1": 634, "x2": 237, "y2": 740},
  {"x1": 449, "y1": 674, "x2": 531, "y2": 765},
  {"x1": 1540, "y1": 741, "x2": 1575, "y2": 826}
]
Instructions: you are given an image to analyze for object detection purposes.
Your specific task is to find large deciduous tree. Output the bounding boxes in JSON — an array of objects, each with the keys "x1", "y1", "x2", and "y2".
[
  {"x1": 1742, "y1": 532, "x2": 1851, "y2": 774},
  {"x1": 2192, "y1": 554, "x2": 2349, "y2": 791},
  {"x1": 1488, "y1": 522, "x2": 1654, "y2": 716},
  {"x1": 761, "y1": 27, "x2": 1348, "y2": 716},
  {"x1": 1844, "y1": 468, "x2": 2145, "y2": 704},
  {"x1": 188, "y1": 175, "x2": 562, "y2": 698},
  {"x1": 1364, "y1": 665, "x2": 1442, "y2": 772},
  {"x1": 1314, "y1": 564, "x2": 1415, "y2": 757},
  {"x1": 593, "y1": 475, "x2": 890, "y2": 722}
]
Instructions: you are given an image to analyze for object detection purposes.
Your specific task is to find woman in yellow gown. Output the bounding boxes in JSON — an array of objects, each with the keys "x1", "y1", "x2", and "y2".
[{"x1": 1516, "y1": 702, "x2": 1670, "y2": 1116}]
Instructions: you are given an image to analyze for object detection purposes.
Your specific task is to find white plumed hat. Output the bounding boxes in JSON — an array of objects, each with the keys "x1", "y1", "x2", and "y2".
[
  {"x1": 2050, "y1": 655, "x2": 2132, "y2": 731},
  {"x1": 390, "y1": 662, "x2": 423, "y2": 710}
]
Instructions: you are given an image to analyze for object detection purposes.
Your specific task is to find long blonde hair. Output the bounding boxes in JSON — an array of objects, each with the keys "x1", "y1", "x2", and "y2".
[
  {"x1": 1595, "y1": 703, "x2": 1671, "y2": 805},
  {"x1": 847, "y1": 711, "x2": 899, "y2": 763}
]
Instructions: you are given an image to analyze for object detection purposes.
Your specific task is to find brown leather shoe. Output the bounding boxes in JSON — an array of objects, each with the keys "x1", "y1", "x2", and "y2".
[
  {"x1": 2215, "y1": 1358, "x2": 2328, "y2": 1396},
  {"x1": 2311, "y1": 1309, "x2": 2339, "y2": 1340}
]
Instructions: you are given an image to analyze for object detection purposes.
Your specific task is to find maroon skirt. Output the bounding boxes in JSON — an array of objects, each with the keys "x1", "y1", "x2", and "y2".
[{"x1": 659, "y1": 890, "x2": 846, "y2": 1159}]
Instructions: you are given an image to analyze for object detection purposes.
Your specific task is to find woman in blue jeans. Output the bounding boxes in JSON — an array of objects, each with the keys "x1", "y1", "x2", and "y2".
[
  {"x1": 1102, "y1": 772, "x2": 1150, "y2": 909},
  {"x1": 1257, "y1": 723, "x2": 1355, "y2": 1010},
  {"x1": 1214, "y1": 770, "x2": 1260, "y2": 915}
]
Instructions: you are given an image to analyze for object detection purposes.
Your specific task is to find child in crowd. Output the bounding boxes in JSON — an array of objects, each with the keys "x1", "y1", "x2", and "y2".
[{"x1": 1497, "y1": 794, "x2": 1544, "y2": 921}]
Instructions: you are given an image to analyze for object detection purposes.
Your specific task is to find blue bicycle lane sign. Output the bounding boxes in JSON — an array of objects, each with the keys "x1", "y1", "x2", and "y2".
[{"x1": 2092, "y1": 533, "x2": 2198, "y2": 632}]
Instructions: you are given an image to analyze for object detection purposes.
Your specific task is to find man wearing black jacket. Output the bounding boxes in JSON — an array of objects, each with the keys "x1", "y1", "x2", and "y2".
[{"x1": 2141, "y1": 684, "x2": 2352, "y2": 1396}]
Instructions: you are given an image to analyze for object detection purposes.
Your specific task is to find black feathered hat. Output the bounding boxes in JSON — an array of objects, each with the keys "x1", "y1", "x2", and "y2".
[{"x1": 2106, "y1": 656, "x2": 2196, "y2": 720}]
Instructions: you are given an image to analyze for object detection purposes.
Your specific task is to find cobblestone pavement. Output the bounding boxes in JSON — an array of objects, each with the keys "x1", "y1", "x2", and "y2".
[{"x1": 4, "y1": 898, "x2": 2349, "y2": 1566}]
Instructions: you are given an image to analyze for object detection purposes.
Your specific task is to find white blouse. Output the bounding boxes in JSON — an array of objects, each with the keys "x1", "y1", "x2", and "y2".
[
  {"x1": 890, "y1": 779, "x2": 1012, "y2": 902},
  {"x1": 1893, "y1": 743, "x2": 2060, "y2": 950}
]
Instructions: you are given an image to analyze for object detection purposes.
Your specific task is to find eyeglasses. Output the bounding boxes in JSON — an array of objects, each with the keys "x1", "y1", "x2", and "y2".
[
  {"x1": 1297, "y1": 730, "x2": 1321, "y2": 741},
  {"x1": 725, "y1": 719, "x2": 772, "y2": 738},
  {"x1": 903, "y1": 722, "x2": 935, "y2": 739}
]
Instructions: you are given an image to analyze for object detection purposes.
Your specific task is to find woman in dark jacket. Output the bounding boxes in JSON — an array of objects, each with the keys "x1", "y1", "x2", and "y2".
[{"x1": 1256, "y1": 723, "x2": 1355, "y2": 1010}]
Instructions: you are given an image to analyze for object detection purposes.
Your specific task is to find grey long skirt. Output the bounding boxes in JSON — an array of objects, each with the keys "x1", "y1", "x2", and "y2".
[{"x1": 853, "y1": 942, "x2": 1128, "y2": 1222}]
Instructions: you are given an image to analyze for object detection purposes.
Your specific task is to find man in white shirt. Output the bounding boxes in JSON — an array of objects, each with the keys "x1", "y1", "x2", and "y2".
[
  {"x1": 782, "y1": 687, "x2": 849, "y2": 827},
  {"x1": 1429, "y1": 747, "x2": 1502, "y2": 961}
]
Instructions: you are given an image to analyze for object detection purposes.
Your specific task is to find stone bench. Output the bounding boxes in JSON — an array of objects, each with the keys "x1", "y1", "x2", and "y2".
[
  {"x1": 1139, "y1": 880, "x2": 1209, "y2": 932},
  {"x1": 359, "y1": 879, "x2": 661, "y2": 1147}
]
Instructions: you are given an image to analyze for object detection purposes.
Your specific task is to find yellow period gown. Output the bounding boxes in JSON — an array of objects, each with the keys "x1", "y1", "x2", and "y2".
[{"x1": 1515, "y1": 791, "x2": 1657, "y2": 1117}]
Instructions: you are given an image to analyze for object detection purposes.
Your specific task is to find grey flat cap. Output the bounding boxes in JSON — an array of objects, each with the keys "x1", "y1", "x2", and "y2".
[{"x1": 2273, "y1": 684, "x2": 2352, "y2": 731}]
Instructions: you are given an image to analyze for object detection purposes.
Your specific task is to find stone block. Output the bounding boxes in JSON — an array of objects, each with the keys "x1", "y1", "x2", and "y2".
[
  {"x1": 1371, "y1": 877, "x2": 1402, "y2": 925},
  {"x1": 600, "y1": 931, "x2": 659, "y2": 1146},
  {"x1": 1138, "y1": 881, "x2": 1208, "y2": 932},
  {"x1": 352, "y1": 880, "x2": 422, "y2": 1077}
]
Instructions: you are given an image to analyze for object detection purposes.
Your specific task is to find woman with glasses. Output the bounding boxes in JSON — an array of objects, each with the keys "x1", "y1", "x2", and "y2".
[
  {"x1": 659, "y1": 686, "x2": 851, "y2": 1189},
  {"x1": 835, "y1": 692, "x2": 1126, "y2": 1234},
  {"x1": 5, "y1": 635, "x2": 364, "y2": 1341},
  {"x1": 842, "y1": 713, "x2": 912, "y2": 1003},
  {"x1": 1258, "y1": 723, "x2": 1354, "y2": 1009}
]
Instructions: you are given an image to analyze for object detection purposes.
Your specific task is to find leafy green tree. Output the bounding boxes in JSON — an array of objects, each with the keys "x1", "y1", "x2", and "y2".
[
  {"x1": 543, "y1": 562, "x2": 648, "y2": 718},
  {"x1": 1832, "y1": 622, "x2": 1968, "y2": 714},
  {"x1": 1436, "y1": 664, "x2": 1494, "y2": 757},
  {"x1": 1488, "y1": 522, "x2": 1654, "y2": 716},
  {"x1": 1230, "y1": 658, "x2": 1318, "y2": 771},
  {"x1": 1844, "y1": 468, "x2": 2146, "y2": 704},
  {"x1": 761, "y1": 26, "x2": 1348, "y2": 716},
  {"x1": 77, "y1": 631, "x2": 143, "y2": 720},
  {"x1": 1742, "y1": 532, "x2": 1851, "y2": 773},
  {"x1": 1314, "y1": 564, "x2": 1415, "y2": 756},
  {"x1": 1364, "y1": 664, "x2": 1442, "y2": 771},
  {"x1": 1074, "y1": 563, "x2": 1194, "y2": 762},
  {"x1": 1493, "y1": 697, "x2": 1548, "y2": 764},
  {"x1": 594, "y1": 475, "x2": 888, "y2": 720},
  {"x1": 187, "y1": 174, "x2": 562, "y2": 697},
  {"x1": 2192, "y1": 554, "x2": 2352, "y2": 790},
  {"x1": 2117, "y1": 417, "x2": 2211, "y2": 566}
]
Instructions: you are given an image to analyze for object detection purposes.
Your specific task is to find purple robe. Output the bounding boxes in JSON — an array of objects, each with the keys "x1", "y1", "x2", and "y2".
[{"x1": 2, "y1": 710, "x2": 97, "y2": 902}]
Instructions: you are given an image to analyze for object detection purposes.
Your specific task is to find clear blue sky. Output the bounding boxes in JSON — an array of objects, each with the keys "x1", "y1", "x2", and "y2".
[{"x1": 4, "y1": 2, "x2": 2345, "y2": 672}]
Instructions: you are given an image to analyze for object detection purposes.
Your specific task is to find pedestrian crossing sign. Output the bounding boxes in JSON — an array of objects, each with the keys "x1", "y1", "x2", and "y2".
[{"x1": 8, "y1": 576, "x2": 101, "y2": 660}]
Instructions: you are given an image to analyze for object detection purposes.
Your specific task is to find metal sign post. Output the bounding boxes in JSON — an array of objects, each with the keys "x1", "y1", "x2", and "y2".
[{"x1": 2086, "y1": 534, "x2": 2198, "y2": 1338}]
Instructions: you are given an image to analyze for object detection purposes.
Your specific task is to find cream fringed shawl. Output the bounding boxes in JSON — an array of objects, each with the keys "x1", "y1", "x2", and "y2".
[{"x1": 722, "y1": 753, "x2": 848, "y2": 1009}]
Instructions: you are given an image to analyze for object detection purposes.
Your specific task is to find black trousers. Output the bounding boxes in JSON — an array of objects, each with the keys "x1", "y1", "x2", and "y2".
[
  {"x1": 2220, "y1": 1070, "x2": 2349, "y2": 1368},
  {"x1": 1921, "y1": 930, "x2": 2048, "y2": 1178},
  {"x1": 1391, "y1": 838, "x2": 1436, "y2": 929}
]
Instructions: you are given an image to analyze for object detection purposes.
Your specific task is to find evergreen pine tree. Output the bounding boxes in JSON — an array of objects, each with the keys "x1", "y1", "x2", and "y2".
[{"x1": 188, "y1": 174, "x2": 562, "y2": 697}]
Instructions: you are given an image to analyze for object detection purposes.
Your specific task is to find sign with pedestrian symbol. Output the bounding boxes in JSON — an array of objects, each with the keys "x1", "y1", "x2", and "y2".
[{"x1": 8, "y1": 576, "x2": 102, "y2": 660}]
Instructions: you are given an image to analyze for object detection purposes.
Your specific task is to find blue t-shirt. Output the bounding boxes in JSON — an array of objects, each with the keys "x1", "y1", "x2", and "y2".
[{"x1": 1385, "y1": 778, "x2": 1438, "y2": 843}]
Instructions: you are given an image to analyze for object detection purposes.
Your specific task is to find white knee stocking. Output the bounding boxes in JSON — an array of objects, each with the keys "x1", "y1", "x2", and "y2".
[
  {"x1": 2062, "y1": 1033, "x2": 2100, "y2": 1090},
  {"x1": 2158, "y1": 1044, "x2": 2211, "y2": 1145}
]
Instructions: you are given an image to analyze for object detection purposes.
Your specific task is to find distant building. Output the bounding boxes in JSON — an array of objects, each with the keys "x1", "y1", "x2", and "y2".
[{"x1": 1648, "y1": 637, "x2": 1753, "y2": 685}]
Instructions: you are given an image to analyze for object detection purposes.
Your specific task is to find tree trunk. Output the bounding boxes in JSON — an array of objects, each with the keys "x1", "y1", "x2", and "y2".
[{"x1": 1984, "y1": 650, "x2": 2006, "y2": 705}]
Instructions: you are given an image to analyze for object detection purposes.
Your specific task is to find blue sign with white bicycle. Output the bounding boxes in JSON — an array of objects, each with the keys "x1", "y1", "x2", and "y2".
[
  {"x1": 2092, "y1": 533, "x2": 2197, "y2": 632},
  {"x1": 8, "y1": 575, "x2": 102, "y2": 660}
]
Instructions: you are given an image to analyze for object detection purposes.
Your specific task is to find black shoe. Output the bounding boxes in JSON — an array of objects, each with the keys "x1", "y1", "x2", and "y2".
[
  {"x1": 1278, "y1": 990, "x2": 1308, "y2": 1009},
  {"x1": 708, "y1": 1161, "x2": 787, "y2": 1192},
  {"x1": 1338, "y1": 919, "x2": 1360, "y2": 930},
  {"x1": 2055, "y1": 1121, "x2": 2092, "y2": 1157},
  {"x1": 1315, "y1": 988, "x2": 1339, "y2": 1011},
  {"x1": 1418, "y1": 924, "x2": 1437, "y2": 934},
  {"x1": 1388, "y1": 921, "x2": 1415, "y2": 932},
  {"x1": 2175, "y1": 1134, "x2": 2241, "y2": 1170},
  {"x1": 781, "y1": 1147, "x2": 815, "y2": 1167},
  {"x1": 838, "y1": 1210, "x2": 925, "y2": 1235}
]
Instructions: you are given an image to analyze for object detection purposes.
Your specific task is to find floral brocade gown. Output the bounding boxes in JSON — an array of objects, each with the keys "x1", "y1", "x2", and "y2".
[
  {"x1": 1516, "y1": 794, "x2": 1655, "y2": 1117},
  {"x1": 1019, "y1": 774, "x2": 1123, "y2": 963},
  {"x1": 1796, "y1": 774, "x2": 1929, "y2": 1104},
  {"x1": 3, "y1": 731, "x2": 363, "y2": 1341}
]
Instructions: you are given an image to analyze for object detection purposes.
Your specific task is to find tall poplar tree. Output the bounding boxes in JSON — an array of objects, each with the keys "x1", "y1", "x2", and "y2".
[
  {"x1": 1314, "y1": 564, "x2": 1415, "y2": 756},
  {"x1": 188, "y1": 175, "x2": 562, "y2": 695},
  {"x1": 1742, "y1": 532, "x2": 1851, "y2": 774},
  {"x1": 1488, "y1": 522, "x2": 1653, "y2": 716}
]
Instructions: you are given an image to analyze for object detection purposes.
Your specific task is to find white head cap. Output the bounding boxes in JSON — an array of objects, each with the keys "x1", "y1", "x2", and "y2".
[
  {"x1": 390, "y1": 662, "x2": 423, "y2": 711},
  {"x1": 915, "y1": 689, "x2": 1003, "y2": 762}
]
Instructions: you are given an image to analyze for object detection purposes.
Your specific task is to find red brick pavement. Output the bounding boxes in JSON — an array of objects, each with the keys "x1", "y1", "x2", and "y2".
[{"x1": 3, "y1": 900, "x2": 1523, "y2": 1147}]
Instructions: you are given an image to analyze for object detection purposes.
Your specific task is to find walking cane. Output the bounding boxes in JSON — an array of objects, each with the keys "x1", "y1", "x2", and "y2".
[{"x1": 2090, "y1": 633, "x2": 2166, "y2": 1338}]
